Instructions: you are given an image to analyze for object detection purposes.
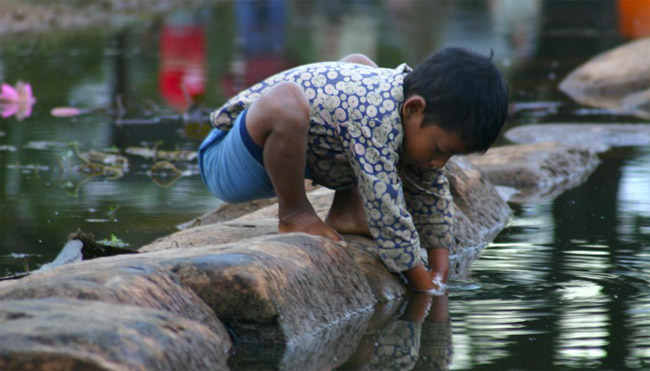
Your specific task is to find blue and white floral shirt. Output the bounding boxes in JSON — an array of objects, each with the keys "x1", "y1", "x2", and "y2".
[{"x1": 210, "y1": 62, "x2": 454, "y2": 272}]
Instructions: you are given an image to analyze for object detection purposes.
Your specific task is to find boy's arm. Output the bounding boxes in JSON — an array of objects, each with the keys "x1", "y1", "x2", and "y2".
[
  {"x1": 399, "y1": 165, "x2": 454, "y2": 283},
  {"x1": 342, "y1": 120, "x2": 441, "y2": 291}
]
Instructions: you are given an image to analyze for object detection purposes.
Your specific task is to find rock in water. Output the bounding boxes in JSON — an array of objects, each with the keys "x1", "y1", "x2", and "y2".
[
  {"x1": 466, "y1": 142, "x2": 600, "y2": 203},
  {"x1": 0, "y1": 299, "x2": 230, "y2": 371},
  {"x1": 559, "y1": 38, "x2": 650, "y2": 119}
]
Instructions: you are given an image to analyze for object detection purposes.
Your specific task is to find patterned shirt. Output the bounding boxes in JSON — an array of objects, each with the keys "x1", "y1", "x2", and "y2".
[{"x1": 210, "y1": 62, "x2": 454, "y2": 272}]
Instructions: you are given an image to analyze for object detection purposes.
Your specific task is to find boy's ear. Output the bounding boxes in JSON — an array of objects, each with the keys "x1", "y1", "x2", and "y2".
[{"x1": 402, "y1": 95, "x2": 426, "y2": 118}]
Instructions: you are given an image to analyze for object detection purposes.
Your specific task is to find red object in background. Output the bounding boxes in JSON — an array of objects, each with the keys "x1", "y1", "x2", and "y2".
[
  {"x1": 159, "y1": 24, "x2": 206, "y2": 110},
  {"x1": 618, "y1": 0, "x2": 650, "y2": 39}
]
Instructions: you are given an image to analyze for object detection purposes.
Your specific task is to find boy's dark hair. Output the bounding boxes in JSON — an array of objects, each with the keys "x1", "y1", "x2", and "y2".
[{"x1": 403, "y1": 47, "x2": 509, "y2": 153}]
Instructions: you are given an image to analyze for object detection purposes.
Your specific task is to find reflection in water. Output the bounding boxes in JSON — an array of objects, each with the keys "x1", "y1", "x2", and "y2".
[
  {"x1": 222, "y1": 0, "x2": 291, "y2": 97},
  {"x1": 159, "y1": 10, "x2": 206, "y2": 110},
  {"x1": 618, "y1": 152, "x2": 650, "y2": 236},
  {"x1": 338, "y1": 294, "x2": 452, "y2": 371},
  {"x1": 488, "y1": 0, "x2": 541, "y2": 60}
]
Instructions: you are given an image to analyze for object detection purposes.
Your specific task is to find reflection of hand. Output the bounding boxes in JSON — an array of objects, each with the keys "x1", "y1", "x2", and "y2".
[
  {"x1": 402, "y1": 293, "x2": 434, "y2": 324},
  {"x1": 427, "y1": 293, "x2": 449, "y2": 323},
  {"x1": 416, "y1": 293, "x2": 453, "y2": 370}
]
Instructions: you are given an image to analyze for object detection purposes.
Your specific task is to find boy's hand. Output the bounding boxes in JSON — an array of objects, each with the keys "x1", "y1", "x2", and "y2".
[
  {"x1": 428, "y1": 247, "x2": 449, "y2": 284},
  {"x1": 403, "y1": 262, "x2": 445, "y2": 294}
]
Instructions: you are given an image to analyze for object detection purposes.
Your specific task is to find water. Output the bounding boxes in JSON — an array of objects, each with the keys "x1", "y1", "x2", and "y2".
[{"x1": 1, "y1": 1, "x2": 649, "y2": 369}]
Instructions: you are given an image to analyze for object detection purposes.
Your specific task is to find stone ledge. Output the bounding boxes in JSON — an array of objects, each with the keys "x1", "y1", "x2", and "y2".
[
  {"x1": 466, "y1": 141, "x2": 601, "y2": 203},
  {"x1": 505, "y1": 123, "x2": 650, "y2": 153},
  {"x1": 559, "y1": 38, "x2": 650, "y2": 119},
  {"x1": 142, "y1": 158, "x2": 512, "y2": 283},
  {"x1": 0, "y1": 298, "x2": 230, "y2": 371},
  {"x1": 0, "y1": 157, "x2": 510, "y2": 369},
  {"x1": 0, "y1": 259, "x2": 227, "y2": 337}
]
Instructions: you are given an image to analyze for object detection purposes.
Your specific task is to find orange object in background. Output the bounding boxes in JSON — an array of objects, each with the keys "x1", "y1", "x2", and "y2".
[
  {"x1": 159, "y1": 23, "x2": 206, "y2": 110},
  {"x1": 618, "y1": 0, "x2": 650, "y2": 38}
]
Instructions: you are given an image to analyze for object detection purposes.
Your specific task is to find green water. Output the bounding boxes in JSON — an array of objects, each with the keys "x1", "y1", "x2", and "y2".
[{"x1": 1, "y1": 1, "x2": 649, "y2": 369}]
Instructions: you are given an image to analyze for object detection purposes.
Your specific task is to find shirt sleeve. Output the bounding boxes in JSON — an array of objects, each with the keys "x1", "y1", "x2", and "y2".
[
  {"x1": 342, "y1": 120, "x2": 422, "y2": 273},
  {"x1": 399, "y1": 165, "x2": 455, "y2": 250}
]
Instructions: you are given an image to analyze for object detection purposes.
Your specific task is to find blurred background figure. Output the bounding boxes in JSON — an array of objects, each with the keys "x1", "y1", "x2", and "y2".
[{"x1": 222, "y1": 0, "x2": 291, "y2": 97}]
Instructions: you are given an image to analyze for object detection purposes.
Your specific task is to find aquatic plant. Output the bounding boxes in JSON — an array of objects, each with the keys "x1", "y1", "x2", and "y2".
[
  {"x1": 0, "y1": 81, "x2": 36, "y2": 120},
  {"x1": 96, "y1": 234, "x2": 130, "y2": 249}
]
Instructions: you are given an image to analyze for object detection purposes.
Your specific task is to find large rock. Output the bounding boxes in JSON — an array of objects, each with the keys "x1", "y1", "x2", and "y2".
[
  {"x1": 0, "y1": 299, "x2": 230, "y2": 371},
  {"x1": 466, "y1": 141, "x2": 600, "y2": 203},
  {"x1": 131, "y1": 234, "x2": 375, "y2": 343},
  {"x1": 0, "y1": 157, "x2": 510, "y2": 368},
  {"x1": 559, "y1": 38, "x2": 650, "y2": 119},
  {"x1": 0, "y1": 259, "x2": 228, "y2": 337},
  {"x1": 141, "y1": 157, "x2": 511, "y2": 281},
  {"x1": 505, "y1": 123, "x2": 650, "y2": 153}
]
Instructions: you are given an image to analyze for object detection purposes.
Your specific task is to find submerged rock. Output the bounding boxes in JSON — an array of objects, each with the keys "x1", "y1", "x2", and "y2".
[
  {"x1": 466, "y1": 142, "x2": 600, "y2": 203},
  {"x1": 505, "y1": 123, "x2": 650, "y2": 153},
  {"x1": 0, "y1": 299, "x2": 230, "y2": 371},
  {"x1": 559, "y1": 38, "x2": 650, "y2": 119}
]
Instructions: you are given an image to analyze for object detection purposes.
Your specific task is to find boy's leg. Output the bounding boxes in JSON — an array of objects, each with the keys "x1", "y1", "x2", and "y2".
[
  {"x1": 245, "y1": 82, "x2": 342, "y2": 242},
  {"x1": 325, "y1": 186, "x2": 371, "y2": 237}
]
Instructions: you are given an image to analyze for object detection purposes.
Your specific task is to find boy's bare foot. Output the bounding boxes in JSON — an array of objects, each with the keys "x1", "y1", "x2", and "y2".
[
  {"x1": 279, "y1": 209, "x2": 343, "y2": 242},
  {"x1": 325, "y1": 187, "x2": 372, "y2": 237}
]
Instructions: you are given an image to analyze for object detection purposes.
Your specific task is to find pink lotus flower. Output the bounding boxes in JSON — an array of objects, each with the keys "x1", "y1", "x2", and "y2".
[{"x1": 0, "y1": 81, "x2": 37, "y2": 120}]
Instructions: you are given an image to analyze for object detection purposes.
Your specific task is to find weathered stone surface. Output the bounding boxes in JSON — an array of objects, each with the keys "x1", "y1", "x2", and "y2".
[
  {"x1": 177, "y1": 198, "x2": 278, "y2": 230},
  {"x1": 0, "y1": 299, "x2": 230, "y2": 371},
  {"x1": 466, "y1": 142, "x2": 600, "y2": 203},
  {"x1": 142, "y1": 157, "x2": 510, "y2": 283},
  {"x1": 177, "y1": 181, "x2": 317, "y2": 230},
  {"x1": 505, "y1": 123, "x2": 650, "y2": 153},
  {"x1": 559, "y1": 38, "x2": 650, "y2": 119},
  {"x1": 135, "y1": 234, "x2": 376, "y2": 343},
  {"x1": 442, "y1": 158, "x2": 511, "y2": 277},
  {"x1": 0, "y1": 260, "x2": 228, "y2": 337},
  {"x1": 0, "y1": 155, "x2": 509, "y2": 367}
]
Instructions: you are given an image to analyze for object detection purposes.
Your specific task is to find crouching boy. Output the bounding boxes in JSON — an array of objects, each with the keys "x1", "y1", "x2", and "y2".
[{"x1": 198, "y1": 48, "x2": 509, "y2": 292}]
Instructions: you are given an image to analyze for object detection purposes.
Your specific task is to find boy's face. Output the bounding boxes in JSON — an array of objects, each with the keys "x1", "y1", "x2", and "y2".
[{"x1": 401, "y1": 95, "x2": 474, "y2": 170}]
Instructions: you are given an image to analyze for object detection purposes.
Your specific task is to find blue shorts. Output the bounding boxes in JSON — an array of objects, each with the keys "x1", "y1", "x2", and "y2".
[{"x1": 198, "y1": 110, "x2": 277, "y2": 203}]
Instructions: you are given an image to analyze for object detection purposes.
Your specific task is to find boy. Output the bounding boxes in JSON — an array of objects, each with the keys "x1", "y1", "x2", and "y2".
[{"x1": 199, "y1": 48, "x2": 509, "y2": 292}]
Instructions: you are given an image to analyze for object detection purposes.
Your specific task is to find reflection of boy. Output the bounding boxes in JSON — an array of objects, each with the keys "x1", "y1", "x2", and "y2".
[
  {"x1": 199, "y1": 48, "x2": 509, "y2": 292},
  {"x1": 358, "y1": 294, "x2": 452, "y2": 370}
]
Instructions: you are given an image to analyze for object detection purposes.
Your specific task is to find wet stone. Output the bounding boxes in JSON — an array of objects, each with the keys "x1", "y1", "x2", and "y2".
[
  {"x1": 442, "y1": 158, "x2": 511, "y2": 277},
  {"x1": 466, "y1": 141, "x2": 601, "y2": 204},
  {"x1": 0, "y1": 299, "x2": 231, "y2": 371},
  {"x1": 136, "y1": 234, "x2": 376, "y2": 343},
  {"x1": 559, "y1": 38, "x2": 650, "y2": 119},
  {"x1": 142, "y1": 157, "x2": 510, "y2": 283},
  {"x1": 505, "y1": 123, "x2": 650, "y2": 153},
  {"x1": 0, "y1": 259, "x2": 228, "y2": 338}
]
